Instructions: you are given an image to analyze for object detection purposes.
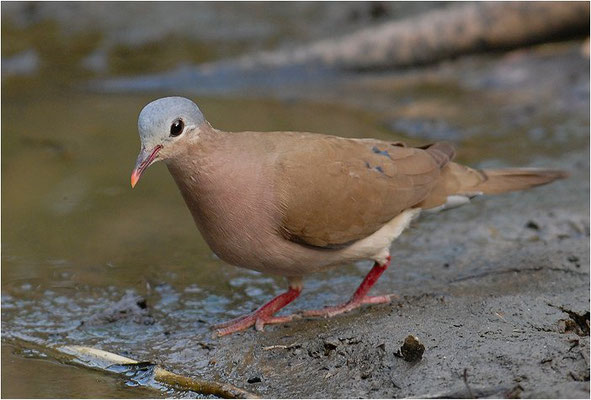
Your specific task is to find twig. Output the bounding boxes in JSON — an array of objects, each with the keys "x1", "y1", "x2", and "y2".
[{"x1": 262, "y1": 342, "x2": 300, "y2": 351}]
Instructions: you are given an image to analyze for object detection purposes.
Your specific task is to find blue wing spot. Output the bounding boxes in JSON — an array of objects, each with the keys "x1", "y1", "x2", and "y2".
[
  {"x1": 372, "y1": 146, "x2": 392, "y2": 159},
  {"x1": 365, "y1": 161, "x2": 385, "y2": 175}
]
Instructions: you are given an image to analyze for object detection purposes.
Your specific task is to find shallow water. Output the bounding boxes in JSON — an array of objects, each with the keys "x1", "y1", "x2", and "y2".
[{"x1": 2, "y1": 344, "x2": 165, "y2": 398}]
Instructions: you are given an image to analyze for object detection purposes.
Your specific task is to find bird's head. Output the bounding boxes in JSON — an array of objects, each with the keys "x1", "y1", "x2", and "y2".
[{"x1": 131, "y1": 96, "x2": 205, "y2": 188}]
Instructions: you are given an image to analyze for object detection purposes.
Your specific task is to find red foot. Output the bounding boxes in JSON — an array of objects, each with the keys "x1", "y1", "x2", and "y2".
[
  {"x1": 213, "y1": 286, "x2": 301, "y2": 336},
  {"x1": 302, "y1": 257, "x2": 395, "y2": 318}
]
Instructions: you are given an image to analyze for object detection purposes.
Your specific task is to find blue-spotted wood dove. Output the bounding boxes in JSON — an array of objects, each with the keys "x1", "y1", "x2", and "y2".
[{"x1": 131, "y1": 97, "x2": 567, "y2": 336}]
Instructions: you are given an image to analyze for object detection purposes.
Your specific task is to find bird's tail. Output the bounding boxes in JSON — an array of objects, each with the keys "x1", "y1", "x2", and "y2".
[
  {"x1": 419, "y1": 162, "x2": 568, "y2": 210},
  {"x1": 459, "y1": 166, "x2": 568, "y2": 195}
]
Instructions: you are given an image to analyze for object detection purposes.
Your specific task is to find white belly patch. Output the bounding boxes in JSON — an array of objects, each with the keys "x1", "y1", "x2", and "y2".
[
  {"x1": 424, "y1": 193, "x2": 482, "y2": 213},
  {"x1": 343, "y1": 208, "x2": 421, "y2": 265}
]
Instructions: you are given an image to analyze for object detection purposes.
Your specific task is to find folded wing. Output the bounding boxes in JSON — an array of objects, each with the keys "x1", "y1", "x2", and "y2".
[{"x1": 275, "y1": 135, "x2": 455, "y2": 247}]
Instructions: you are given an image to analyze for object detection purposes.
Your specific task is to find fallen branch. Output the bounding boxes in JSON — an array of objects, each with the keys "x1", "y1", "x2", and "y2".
[
  {"x1": 248, "y1": 2, "x2": 590, "y2": 70},
  {"x1": 6, "y1": 336, "x2": 258, "y2": 399}
]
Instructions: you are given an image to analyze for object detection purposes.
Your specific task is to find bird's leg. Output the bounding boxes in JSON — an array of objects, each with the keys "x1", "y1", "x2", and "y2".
[
  {"x1": 302, "y1": 256, "x2": 394, "y2": 318},
  {"x1": 213, "y1": 277, "x2": 302, "y2": 336}
]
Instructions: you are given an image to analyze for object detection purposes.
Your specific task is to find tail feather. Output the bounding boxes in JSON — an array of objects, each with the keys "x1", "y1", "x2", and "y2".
[
  {"x1": 470, "y1": 168, "x2": 568, "y2": 195},
  {"x1": 418, "y1": 162, "x2": 568, "y2": 210}
]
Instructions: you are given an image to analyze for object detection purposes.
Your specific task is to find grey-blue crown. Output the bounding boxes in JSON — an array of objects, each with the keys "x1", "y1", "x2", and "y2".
[{"x1": 138, "y1": 97, "x2": 205, "y2": 144}]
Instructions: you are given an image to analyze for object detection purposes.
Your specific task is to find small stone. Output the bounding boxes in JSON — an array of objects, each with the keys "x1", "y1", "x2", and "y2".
[
  {"x1": 395, "y1": 335, "x2": 425, "y2": 362},
  {"x1": 247, "y1": 376, "x2": 261, "y2": 384},
  {"x1": 360, "y1": 369, "x2": 372, "y2": 379},
  {"x1": 525, "y1": 220, "x2": 540, "y2": 230},
  {"x1": 323, "y1": 337, "x2": 339, "y2": 351},
  {"x1": 323, "y1": 338, "x2": 339, "y2": 356},
  {"x1": 505, "y1": 384, "x2": 524, "y2": 399},
  {"x1": 558, "y1": 319, "x2": 578, "y2": 334}
]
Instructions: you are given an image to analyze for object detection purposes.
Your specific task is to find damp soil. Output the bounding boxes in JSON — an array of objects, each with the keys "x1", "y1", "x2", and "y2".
[{"x1": 2, "y1": 9, "x2": 589, "y2": 398}]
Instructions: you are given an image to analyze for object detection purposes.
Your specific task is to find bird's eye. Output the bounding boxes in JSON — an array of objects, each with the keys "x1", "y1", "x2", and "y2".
[{"x1": 170, "y1": 119, "x2": 184, "y2": 137}]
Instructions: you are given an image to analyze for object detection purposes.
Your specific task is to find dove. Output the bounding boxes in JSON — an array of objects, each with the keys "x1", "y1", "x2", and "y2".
[{"x1": 131, "y1": 96, "x2": 566, "y2": 336}]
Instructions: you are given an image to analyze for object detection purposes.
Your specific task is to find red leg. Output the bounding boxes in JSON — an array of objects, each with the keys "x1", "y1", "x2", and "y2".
[
  {"x1": 213, "y1": 284, "x2": 302, "y2": 336},
  {"x1": 302, "y1": 256, "x2": 395, "y2": 318}
]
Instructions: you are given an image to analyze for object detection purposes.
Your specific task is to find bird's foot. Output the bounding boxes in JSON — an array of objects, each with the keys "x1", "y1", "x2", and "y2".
[
  {"x1": 213, "y1": 312, "x2": 297, "y2": 336},
  {"x1": 301, "y1": 257, "x2": 396, "y2": 318},
  {"x1": 300, "y1": 293, "x2": 397, "y2": 318},
  {"x1": 212, "y1": 286, "x2": 301, "y2": 336}
]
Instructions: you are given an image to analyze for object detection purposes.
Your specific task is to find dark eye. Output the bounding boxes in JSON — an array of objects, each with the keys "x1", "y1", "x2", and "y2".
[{"x1": 170, "y1": 119, "x2": 184, "y2": 137}]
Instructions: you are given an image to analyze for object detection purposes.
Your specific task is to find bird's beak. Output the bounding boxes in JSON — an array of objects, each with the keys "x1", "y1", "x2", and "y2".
[{"x1": 131, "y1": 145, "x2": 163, "y2": 188}]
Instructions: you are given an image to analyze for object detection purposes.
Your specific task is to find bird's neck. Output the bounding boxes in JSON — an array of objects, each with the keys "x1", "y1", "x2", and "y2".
[
  {"x1": 164, "y1": 129, "x2": 284, "y2": 265},
  {"x1": 164, "y1": 127, "x2": 229, "y2": 199}
]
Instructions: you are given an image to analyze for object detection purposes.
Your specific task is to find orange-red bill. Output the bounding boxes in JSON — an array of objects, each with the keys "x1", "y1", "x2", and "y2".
[
  {"x1": 130, "y1": 169, "x2": 142, "y2": 188},
  {"x1": 131, "y1": 145, "x2": 162, "y2": 188}
]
